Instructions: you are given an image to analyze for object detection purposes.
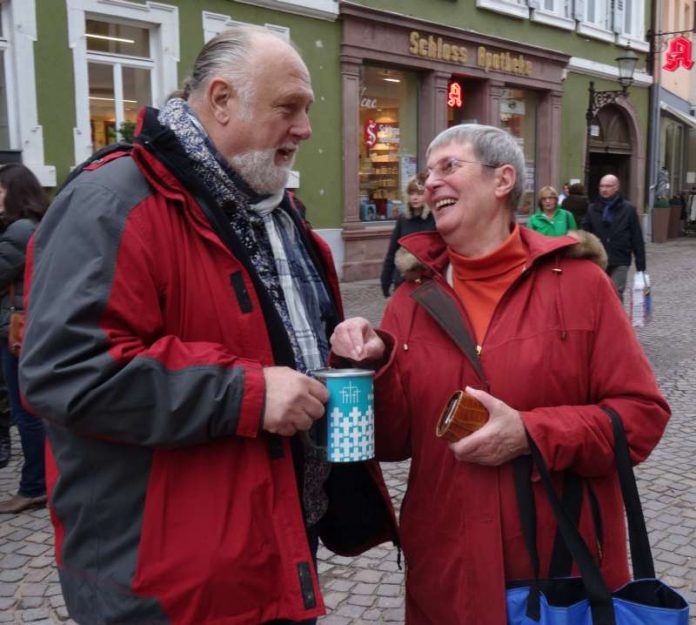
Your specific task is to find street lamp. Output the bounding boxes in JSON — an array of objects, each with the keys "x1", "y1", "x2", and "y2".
[{"x1": 584, "y1": 49, "x2": 639, "y2": 194}]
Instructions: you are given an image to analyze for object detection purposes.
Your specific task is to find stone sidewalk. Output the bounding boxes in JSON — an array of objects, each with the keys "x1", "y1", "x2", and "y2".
[{"x1": 0, "y1": 239, "x2": 695, "y2": 624}]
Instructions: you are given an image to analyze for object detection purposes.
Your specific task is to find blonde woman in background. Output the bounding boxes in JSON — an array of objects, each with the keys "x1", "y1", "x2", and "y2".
[
  {"x1": 528, "y1": 185, "x2": 577, "y2": 236},
  {"x1": 380, "y1": 173, "x2": 436, "y2": 297}
]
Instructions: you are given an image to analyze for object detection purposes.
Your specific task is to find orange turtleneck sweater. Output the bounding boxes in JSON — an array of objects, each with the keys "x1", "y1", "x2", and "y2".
[{"x1": 448, "y1": 224, "x2": 528, "y2": 346}]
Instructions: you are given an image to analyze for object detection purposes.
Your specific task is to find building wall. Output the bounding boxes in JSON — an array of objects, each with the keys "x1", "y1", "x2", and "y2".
[
  {"x1": 659, "y1": 0, "x2": 694, "y2": 101},
  {"x1": 347, "y1": 0, "x2": 647, "y2": 67},
  {"x1": 34, "y1": 0, "x2": 343, "y2": 229},
  {"x1": 26, "y1": 0, "x2": 654, "y2": 279}
]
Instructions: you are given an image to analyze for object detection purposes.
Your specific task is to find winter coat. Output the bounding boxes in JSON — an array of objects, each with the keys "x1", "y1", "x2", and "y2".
[
  {"x1": 370, "y1": 227, "x2": 668, "y2": 625},
  {"x1": 380, "y1": 206, "x2": 436, "y2": 297},
  {"x1": 562, "y1": 188, "x2": 589, "y2": 224},
  {"x1": 527, "y1": 208, "x2": 577, "y2": 236},
  {"x1": 19, "y1": 107, "x2": 398, "y2": 625},
  {"x1": 0, "y1": 218, "x2": 35, "y2": 339},
  {"x1": 582, "y1": 195, "x2": 646, "y2": 271}
]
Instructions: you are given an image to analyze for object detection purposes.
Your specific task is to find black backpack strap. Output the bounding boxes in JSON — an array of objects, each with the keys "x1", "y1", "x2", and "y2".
[{"x1": 55, "y1": 142, "x2": 133, "y2": 197}]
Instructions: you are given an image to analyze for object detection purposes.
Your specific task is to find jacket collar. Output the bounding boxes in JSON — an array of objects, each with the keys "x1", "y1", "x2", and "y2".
[
  {"x1": 397, "y1": 225, "x2": 578, "y2": 279},
  {"x1": 132, "y1": 106, "x2": 264, "y2": 205}
]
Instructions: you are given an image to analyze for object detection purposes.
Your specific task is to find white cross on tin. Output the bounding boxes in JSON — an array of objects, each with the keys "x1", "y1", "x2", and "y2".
[
  {"x1": 330, "y1": 408, "x2": 343, "y2": 451},
  {"x1": 340, "y1": 382, "x2": 361, "y2": 404},
  {"x1": 340, "y1": 435, "x2": 352, "y2": 460}
]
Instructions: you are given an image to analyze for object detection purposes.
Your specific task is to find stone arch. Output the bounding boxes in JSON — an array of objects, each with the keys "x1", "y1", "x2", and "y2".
[{"x1": 587, "y1": 97, "x2": 644, "y2": 211}]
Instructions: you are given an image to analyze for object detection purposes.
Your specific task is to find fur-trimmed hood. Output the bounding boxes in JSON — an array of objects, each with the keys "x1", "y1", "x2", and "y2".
[{"x1": 394, "y1": 227, "x2": 607, "y2": 282}]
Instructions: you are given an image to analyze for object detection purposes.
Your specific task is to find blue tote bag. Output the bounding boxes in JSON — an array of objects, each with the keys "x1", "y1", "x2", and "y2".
[{"x1": 506, "y1": 409, "x2": 690, "y2": 625}]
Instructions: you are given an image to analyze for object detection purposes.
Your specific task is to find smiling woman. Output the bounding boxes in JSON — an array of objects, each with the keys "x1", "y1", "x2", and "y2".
[{"x1": 329, "y1": 122, "x2": 670, "y2": 625}]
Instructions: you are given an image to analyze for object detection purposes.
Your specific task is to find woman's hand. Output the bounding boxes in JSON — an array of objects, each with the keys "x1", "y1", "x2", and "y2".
[
  {"x1": 330, "y1": 317, "x2": 386, "y2": 364},
  {"x1": 449, "y1": 387, "x2": 529, "y2": 466}
]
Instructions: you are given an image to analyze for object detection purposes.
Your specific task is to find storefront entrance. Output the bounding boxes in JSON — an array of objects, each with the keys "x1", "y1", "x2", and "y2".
[
  {"x1": 587, "y1": 103, "x2": 640, "y2": 204},
  {"x1": 340, "y1": 3, "x2": 569, "y2": 280}
]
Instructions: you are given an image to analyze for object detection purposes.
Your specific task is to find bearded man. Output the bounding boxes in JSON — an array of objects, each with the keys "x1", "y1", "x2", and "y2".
[{"x1": 19, "y1": 25, "x2": 397, "y2": 625}]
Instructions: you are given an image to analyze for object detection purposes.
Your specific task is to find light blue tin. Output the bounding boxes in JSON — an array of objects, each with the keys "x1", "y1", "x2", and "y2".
[{"x1": 310, "y1": 368, "x2": 375, "y2": 463}]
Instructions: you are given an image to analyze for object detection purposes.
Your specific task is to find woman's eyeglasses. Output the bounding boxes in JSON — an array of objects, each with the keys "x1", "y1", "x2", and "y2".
[{"x1": 426, "y1": 157, "x2": 498, "y2": 180}]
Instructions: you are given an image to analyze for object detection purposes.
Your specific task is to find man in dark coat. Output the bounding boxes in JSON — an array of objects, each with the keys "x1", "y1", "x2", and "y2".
[{"x1": 582, "y1": 174, "x2": 645, "y2": 300}]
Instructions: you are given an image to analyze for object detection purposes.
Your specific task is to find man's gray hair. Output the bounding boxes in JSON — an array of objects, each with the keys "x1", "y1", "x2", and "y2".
[
  {"x1": 180, "y1": 24, "x2": 288, "y2": 115},
  {"x1": 427, "y1": 124, "x2": 526, "y2": 210}
]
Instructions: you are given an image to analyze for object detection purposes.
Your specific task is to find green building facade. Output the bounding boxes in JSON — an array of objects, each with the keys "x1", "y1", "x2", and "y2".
[{"x1": 4, "y1": 0, "x2": 651, "y2": 280}]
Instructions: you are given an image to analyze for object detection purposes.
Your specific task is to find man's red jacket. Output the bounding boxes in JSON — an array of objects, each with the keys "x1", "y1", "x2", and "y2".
[{"x1": 19, "y1": 108, "x2": 397, "y2": 625}]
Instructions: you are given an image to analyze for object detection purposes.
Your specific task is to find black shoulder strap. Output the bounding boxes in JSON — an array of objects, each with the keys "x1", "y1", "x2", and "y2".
[
  {"x1": 56, "y1": 142, "x2": 133, "y2": 197},
  {"x1": 603, "y1": 407, "x2": 655, "y2": 579},
  {"x1": 410, "y1": 279, "x2": 485, "y2": 380}
]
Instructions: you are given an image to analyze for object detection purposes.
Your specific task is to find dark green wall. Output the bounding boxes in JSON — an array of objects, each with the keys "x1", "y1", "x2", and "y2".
[{"x1": 36, "y1": 0, "x2": 75, "y2": 188}]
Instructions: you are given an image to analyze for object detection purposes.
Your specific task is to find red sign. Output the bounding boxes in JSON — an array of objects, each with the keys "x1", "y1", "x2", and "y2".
[
  {"x1": 364, "y1": 119, "x2": 378, "y2": 148},
  {"x1": 663, "y1": 36, "x2": 694, "y2": 72},
  {"x1": 448, "y1": 82, "x2": 463, "y2": 108}
]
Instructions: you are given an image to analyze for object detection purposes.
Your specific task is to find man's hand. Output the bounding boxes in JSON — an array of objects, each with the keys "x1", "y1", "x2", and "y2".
[
  {"x1": 449, "y1": 387, "x2": 529, "y2": 465},
  {"x1": 330, "y1": 317, "x2": 386, "y2": 363},
  {"x1": 262, "y1": 367, "x2": 329, "y2": 437}
]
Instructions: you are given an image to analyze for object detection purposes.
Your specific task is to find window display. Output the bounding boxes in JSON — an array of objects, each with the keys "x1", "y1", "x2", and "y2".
[
  {"x1": 499, "y1": 87, "x2": 538, "y2": 214},
  {"x1": 359, "y1": 66, "x2": 419, "y2": 221}
]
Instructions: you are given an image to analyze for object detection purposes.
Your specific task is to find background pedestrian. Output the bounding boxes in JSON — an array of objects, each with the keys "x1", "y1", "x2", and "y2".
[
  {"x1": 380, "y1": 173, "x2": 435, "y2": 297},
  {"x1": 0, "y1": 163, "x2": 47, "y2": 514},
  {"x1": 582, "y1": 174, "x2": 645, "y2": 301},
  {"x1": 562, "y1": 182, "x2": 589, "y2": 224},
  {"x1": 527, "y1": 184, "x2": 577, "y2": 236}
]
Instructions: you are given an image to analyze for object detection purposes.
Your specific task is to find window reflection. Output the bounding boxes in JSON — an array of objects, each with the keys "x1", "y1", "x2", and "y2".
[{"x1": 86, "y1": 19, "x2": 152, "y2": 151}]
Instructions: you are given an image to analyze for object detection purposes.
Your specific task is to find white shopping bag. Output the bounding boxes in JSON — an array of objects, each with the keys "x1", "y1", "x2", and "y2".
[{"x1": 630, "y1": 271, "x2": 651, "y2": 327}]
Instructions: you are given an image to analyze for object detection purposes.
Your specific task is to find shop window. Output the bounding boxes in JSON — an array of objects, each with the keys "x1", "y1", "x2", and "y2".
[
  {"x1": 498, "y1": 88, "x2": 538, "y2": 215},
  {"x1": 86, "y1": 19, "x2": 152, "y2": 151},
  {"x1": 68, "y1": 0, "x2": 179, "y2": 164},
  {"x1": 0, "y1": 0, "x2": 53, "y2": 185},
  {"x1": 358, "y1": 66, "x2": 419, "y2": 222},
  {"x1": 664, "y1": 121, "x2": 684, "y2": 195}
]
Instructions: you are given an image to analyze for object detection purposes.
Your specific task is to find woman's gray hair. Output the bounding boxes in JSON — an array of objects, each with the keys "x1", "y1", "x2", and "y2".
[
  {"x1": 178, "y1": 24, "x2": 287, "y2": 116},
  {"x1": 426, "y1": 124, "x2": 526, "y2": 210}
]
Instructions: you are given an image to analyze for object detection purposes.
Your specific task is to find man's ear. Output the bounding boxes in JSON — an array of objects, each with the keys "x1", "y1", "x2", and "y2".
[
  {"x1": 494, "y1": 164, "x2": 517, "y2": 201},
  {"x1": 207, "y1": 78, "x2": 236, "y2": 125}
]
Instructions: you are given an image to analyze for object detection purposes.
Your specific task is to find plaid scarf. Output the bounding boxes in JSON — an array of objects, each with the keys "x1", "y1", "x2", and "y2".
[{"x1": 159, "y1": 98, "x2": 331, "y2": 525}]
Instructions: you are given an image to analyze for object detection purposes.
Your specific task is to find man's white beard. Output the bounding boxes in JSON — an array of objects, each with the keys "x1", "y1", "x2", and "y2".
[{"x1": 228, "y1": 148, "x2": 294, "y2": 195}]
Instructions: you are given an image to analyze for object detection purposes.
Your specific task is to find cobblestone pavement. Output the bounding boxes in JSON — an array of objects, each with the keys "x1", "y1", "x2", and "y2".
[{"x1": 0, "y1": 239, "x2": 694, "y2": 624}]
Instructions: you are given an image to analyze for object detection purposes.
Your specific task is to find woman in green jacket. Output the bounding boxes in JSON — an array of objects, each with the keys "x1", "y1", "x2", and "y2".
[{"x1": 528, "y1": 185, "x2": 577, "y2": 236}]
